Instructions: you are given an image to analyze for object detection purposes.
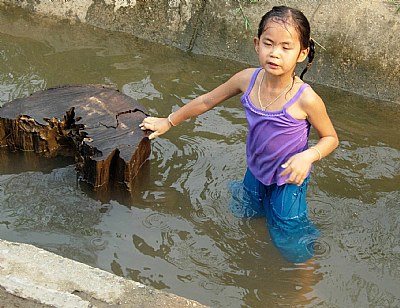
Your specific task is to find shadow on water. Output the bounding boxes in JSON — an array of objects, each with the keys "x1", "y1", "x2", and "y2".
[{"x1": 1, "y1": 5, "x2": 400, "y2": 308}]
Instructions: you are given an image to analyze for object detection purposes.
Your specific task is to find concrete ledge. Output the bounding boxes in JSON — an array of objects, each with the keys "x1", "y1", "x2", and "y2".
[
  {"x1": 0, "y1": 0, "x2": 399, "y2": 103},
  {"x1": 0, "y1": 239, "x2": 207, "y2": 307}
]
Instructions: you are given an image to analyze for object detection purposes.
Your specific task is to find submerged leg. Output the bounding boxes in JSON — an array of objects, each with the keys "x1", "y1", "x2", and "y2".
[
  {"x1": 265, "y1": 178, "x2": 320, "y2": 263},
  {"x1": 228, "y1": 168, "x2": 266, "y2": 218}
]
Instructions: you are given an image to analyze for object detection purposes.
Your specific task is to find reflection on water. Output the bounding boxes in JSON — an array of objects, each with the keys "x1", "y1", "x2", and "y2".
[{"x1": 1, "y1": 6, "x2": 400, "y2": 307}]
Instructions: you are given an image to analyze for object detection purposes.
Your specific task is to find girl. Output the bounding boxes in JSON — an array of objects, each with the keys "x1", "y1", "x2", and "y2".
[{"x1": 140, "y1": 6, "x2": 339, "y2": 262}]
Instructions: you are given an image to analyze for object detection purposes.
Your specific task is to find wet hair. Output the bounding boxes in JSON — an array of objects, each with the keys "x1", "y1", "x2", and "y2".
[{"x1": 257, "y1": 6, "x2": 315, "y2": 80}]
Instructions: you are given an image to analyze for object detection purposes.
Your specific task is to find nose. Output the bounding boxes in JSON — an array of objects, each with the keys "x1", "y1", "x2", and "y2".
[{"x1": 270, "y1": 47, "x2": 279, "y2": 58}]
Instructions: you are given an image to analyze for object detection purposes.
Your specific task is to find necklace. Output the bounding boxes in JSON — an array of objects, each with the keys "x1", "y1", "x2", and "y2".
[{"x1": 257, "y1": 70, "x2": 292, "y2": 110}]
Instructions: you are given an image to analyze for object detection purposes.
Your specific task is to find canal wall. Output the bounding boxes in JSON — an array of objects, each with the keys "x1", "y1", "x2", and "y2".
[
  {"x1": 0, "y1": 0, "x2": 399, "y2": 104},
  {"x1": 0, "y1": 239, "x2": 207, "y2": 307}
]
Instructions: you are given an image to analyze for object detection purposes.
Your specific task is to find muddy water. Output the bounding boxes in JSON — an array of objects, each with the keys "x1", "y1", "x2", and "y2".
[{"x1": 1, "y1": 6, "x2": 400, "y2": 307}]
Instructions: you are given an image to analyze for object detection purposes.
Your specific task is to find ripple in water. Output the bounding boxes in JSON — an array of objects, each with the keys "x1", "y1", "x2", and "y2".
[
  {"x1": 142, "y1": 213, "x2": 171, "y2": 232},
  {"x1": 190, "y1": 204, "x2": 218, "y2": 223},
  {"x1": 307, "y1": 238, "x2": 331, "y2": 260},
  {"x1": 311, "y1": 203, "x2": 335, "y2": 227},
  {"x1": 199, "y1": 279, "x2": 224, "y2": 293},
  {"x1": 90, "y1": 237, "x2": 107, "y2": 250}
]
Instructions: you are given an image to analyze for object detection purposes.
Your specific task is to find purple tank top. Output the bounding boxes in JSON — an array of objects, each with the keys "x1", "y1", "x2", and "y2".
[{"x1": 241, "y1": 68, "x2": 311, "y2": 186}]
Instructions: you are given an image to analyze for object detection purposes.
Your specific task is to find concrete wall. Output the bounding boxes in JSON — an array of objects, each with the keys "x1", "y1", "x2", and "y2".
[{"x1": 0, "y1": 0, "x2": 399, "y2": 103}]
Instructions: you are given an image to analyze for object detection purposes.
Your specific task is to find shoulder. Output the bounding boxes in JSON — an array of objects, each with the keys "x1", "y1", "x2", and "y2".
[
  {"x1": 297, "y1": 83, "x2": 326, "y2": 113},
  {"x1": 242, "y1": 67, "x2": 260, "y2": 76},
  {"x1": 294, "y1": 84, "x2": 333, "y2": 125},
  {"x1": 227, "y1": 67, "x2": 260, "y2": 93},
  {"x1": 222, "y1": 68, "x2": 257, "y2": 93},
  {"x1": 232, "y1": 67, "x2": 259, "y2": 82}
]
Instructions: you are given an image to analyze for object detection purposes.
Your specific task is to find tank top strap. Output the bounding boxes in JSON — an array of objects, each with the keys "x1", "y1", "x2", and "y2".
[
  {"x1": 283, "y1": 83, "x2": 310, "y2": 110},
  {"x1": 244, "y1": 67, "x2": 263, "y2": 97}
]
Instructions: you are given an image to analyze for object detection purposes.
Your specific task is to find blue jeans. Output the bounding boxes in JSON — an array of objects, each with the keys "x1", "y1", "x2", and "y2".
[{"x1": 229, "y1": 168, "x2": 320, "y2": 263}]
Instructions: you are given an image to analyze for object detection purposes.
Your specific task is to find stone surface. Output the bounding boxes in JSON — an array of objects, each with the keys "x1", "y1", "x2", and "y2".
[{"x1": 0, "y1": 239, "x2": 207, "y2": 307}]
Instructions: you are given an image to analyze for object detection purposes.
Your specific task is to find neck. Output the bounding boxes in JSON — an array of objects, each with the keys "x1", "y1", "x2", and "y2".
[
  {"x1": 262, "y1": 71, "x2": 294, "y2": 90},
  {"x1": 258, "y1": 69, "x2": 294, "y2": 110}
]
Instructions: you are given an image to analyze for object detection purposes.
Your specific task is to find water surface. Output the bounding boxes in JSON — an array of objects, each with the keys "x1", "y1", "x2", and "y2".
[{"x1": 1, "y1": 6, "x2": 400, "y2": 307}]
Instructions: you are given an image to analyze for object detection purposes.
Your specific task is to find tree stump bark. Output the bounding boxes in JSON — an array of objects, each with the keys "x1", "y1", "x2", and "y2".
[{"x1": 0, "y1": 85, "x2": 151, "y2": 191}]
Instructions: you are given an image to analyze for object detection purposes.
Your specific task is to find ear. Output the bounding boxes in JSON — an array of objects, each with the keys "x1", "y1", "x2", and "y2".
[
  {"x1": 297, "y1": 47, "x2": 309, "y2": 63},
  {"x1": 254, "y1": 37, "x2": 260, "y2": 54}
]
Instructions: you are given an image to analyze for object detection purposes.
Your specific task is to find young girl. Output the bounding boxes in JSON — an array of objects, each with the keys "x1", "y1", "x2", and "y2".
[{"x1": 140, "y1": 6, "x2": 339, "y2": 262}]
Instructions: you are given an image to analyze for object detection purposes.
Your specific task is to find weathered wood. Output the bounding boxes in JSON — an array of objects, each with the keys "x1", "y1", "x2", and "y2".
[{"x1": 0, "y1": 85, "x2": 151, "y2": 191}]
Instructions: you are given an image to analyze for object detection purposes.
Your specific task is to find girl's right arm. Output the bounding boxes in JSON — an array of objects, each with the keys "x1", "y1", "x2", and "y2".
[{"x1": 140, "y1": 69, "x2": 253, "y2": 139}]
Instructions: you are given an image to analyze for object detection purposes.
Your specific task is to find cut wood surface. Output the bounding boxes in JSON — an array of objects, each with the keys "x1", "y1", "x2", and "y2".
[{"x1": 0, "y1": 84, "x2": 151, "y2": 191}]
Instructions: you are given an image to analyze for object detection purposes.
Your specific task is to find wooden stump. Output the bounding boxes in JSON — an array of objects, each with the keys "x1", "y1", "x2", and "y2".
[{"x1": 0, "y1": 85, "x2": 151, "y2": 191}]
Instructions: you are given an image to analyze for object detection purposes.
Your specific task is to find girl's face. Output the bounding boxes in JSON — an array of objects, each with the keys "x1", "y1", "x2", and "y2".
[{"x1": 254, "y1": 20, "x2": 309, "y2": 78}]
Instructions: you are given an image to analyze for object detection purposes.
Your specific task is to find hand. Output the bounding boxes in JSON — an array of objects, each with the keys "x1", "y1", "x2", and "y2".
[
  {"x1": 279, "y1": 150, "x2": 315, "y2": 185},
  {"x1": 139, "y1": 117, "x2": 171, "y2": 140}
]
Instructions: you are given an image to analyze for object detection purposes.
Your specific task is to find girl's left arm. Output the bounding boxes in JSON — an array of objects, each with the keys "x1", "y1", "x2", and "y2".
[
  {"x1": 303, "y1": 91, "x2": 339, "y2": 159},
  {"x1": 280, "y1": 90, "x2": 339, "y2": 185}
]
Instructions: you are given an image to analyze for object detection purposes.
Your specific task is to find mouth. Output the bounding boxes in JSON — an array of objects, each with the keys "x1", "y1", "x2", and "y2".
[{"x1": 267, "y1": 62, "x2": 279, "y2": 69}]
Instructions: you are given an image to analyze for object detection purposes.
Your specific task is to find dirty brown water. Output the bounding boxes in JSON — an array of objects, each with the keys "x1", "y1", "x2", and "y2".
[{"x1": 1, "y1": 6, "x2": 400, "y2": 308}]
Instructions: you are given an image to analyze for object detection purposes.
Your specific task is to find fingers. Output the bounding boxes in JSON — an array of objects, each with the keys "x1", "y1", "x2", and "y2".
[
  {"x1": 286, "y1": 174, "x2": 305, "y2": 186},
  {"x1": 139, "y1": 117, "x2": 157, "y2": 132},
  {"x1": 279, "y1": 165, "x2": 290, "y2": 177},
  {"x1": 283, "y1": 168, "x2": 303, "y2": 185},
  {"x1": 279, "y1": 158, "x2": 293, "y2": 176},
  {"x1": 148, "y1": 131, "x2": 162, "y2": 140},
  {"x1": 280, "y1": 160, "x2": 306, "y2": 186},
  {"x1": 287, "y1": 174, "x2": 305, "y2": 186},
  {"x1": 139, "y1": 117, "x2": 170, "y2": 140}
]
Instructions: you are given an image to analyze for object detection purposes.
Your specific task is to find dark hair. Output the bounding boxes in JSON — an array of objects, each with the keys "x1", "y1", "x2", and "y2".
[{"x1": 257, "y1": 6, "x2": 315, "y2": 80}]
